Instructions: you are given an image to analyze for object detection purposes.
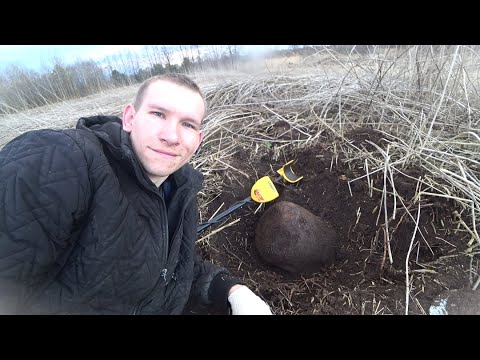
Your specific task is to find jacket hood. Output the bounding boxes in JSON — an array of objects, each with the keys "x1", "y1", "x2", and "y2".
[{"x1": 76, "y1": 115, "x2": 124, "y2": 148}]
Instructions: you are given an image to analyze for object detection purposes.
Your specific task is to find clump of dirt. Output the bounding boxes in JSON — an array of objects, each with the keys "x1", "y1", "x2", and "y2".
[{"x1": 186, "y1": 127, "x2": 473, "y2": 315}]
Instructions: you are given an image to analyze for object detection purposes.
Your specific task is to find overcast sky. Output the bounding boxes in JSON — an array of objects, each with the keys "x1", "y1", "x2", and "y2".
[{"x1": 0, "y1": 45, "x2": 289, "y2": 73}]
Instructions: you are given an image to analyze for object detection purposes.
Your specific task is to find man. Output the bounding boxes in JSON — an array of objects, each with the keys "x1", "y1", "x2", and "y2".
[{"x1": 0, "y1": 73, "x2": 272, "y2": 315}]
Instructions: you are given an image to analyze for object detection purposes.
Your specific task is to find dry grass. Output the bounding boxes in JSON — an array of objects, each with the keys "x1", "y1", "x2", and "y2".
[
  {"x1": 0, "y1": 85, "x2": 137, "y2": 148},
  {"x1": 191, "y1": 46, "x2": 480, "y2": 306}
]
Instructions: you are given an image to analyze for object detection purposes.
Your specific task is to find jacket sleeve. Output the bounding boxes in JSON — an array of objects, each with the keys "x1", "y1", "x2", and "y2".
[
  {"x1": 193, "y1": 254, "x2": 239, "y2": 311},
  {"x1": 0, "y1": 130, "x2": 91, "y2": 313}
]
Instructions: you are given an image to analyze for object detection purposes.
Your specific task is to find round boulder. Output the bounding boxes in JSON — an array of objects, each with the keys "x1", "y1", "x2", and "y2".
[{"x1": 255, "y1": 201, "x2": 338, "y2": 274}]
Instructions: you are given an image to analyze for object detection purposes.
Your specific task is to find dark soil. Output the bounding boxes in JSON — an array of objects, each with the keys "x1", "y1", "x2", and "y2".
[{"x1": 186, "y1": 127, "x2": 475, "y2": 315}]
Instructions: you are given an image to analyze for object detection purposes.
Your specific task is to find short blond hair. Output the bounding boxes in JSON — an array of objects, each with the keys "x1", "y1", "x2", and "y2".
[{"x1": 133, "y1": 73, "x2": 205, "y2": 110}]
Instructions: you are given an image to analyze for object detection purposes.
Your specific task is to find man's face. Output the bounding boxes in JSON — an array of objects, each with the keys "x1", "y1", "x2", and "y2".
[{"x1": 122, "y1": 80, "x2": 204, "y2": 186}]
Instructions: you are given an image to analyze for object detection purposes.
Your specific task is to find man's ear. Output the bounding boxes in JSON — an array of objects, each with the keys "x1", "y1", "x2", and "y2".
[
  {"x1": 122, "y1": 104, "x2": 135, "y2": 133},
  {"x1": 195, "y1": 131, "x2": 203, "y2": 155}
]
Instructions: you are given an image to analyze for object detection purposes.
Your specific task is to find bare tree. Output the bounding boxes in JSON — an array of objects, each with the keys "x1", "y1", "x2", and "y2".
[
  {"x1": 192, "y1": 45, "x2": 203, "y2": 71},
  {"x1": 226, "y1": 45, "x2": 240, "y2": 69},
  {"x1": 143, "y1": 45, "x2": 155, "y2": 78},
  {"x1": 161, "y1": 46, "x2": 175, "y2": 72}
]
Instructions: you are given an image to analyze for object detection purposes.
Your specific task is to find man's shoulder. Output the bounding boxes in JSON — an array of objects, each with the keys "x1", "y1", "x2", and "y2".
[
  {"x1": 2, "y1": 128, "x2": 101, "y2": 157},
  {"x1": 2, "y1": 128, "x2": 69, "y2": 149},
  {"x1": 0, "y1": 129, "x2": 95, "y2": 173},
  {"x1": 62, "y1": 127, "x2": 101, "y2": 146}
]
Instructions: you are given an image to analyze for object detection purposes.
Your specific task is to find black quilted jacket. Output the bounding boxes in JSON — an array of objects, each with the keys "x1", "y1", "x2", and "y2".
[{"x1": 0, "y1": 115, "x2": 235, "y2": 314}]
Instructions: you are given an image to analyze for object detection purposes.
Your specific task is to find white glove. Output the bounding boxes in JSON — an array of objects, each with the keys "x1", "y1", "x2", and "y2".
[{"x1": 228, "y1": 285, "x2": 273, "y2": 315}]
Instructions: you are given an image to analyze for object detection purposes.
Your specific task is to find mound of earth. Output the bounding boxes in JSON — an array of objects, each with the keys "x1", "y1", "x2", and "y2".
[{"x1": 185, "y1": 128, "x2": 473, "y2": 315}]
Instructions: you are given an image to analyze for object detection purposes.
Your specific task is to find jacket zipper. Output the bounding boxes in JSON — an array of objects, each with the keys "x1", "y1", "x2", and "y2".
[
  {"x1": 131, "y1": 189, "x2": 169, "y2": 315},
  {"x1": 131, "y1": 190, "x2": 197, "y2": 315}
]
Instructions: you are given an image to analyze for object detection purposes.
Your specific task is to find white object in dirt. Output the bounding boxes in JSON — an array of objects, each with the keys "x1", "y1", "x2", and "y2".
[{"x1": 429, "y1": 296, "x2": 448, "y2": 315}]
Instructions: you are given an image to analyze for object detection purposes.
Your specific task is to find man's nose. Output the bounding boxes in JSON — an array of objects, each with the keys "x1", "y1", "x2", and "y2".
[{"x1": 158, "y1": 118, "x2": 179, "y2": 144}]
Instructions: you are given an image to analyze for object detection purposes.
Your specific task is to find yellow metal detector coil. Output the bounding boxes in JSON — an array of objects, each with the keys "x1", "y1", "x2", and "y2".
[
  {"x1": 250, "y1": 176, "x2": 279, "y2": 203},
  {"x1": 277, "y1": 160, "x2": 304, "y2": 183}
]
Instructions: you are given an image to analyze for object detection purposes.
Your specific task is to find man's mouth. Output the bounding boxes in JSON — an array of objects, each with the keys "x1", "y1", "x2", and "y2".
[{"x1": 150, "y1": 147, "x2": 178, "y2": 157}]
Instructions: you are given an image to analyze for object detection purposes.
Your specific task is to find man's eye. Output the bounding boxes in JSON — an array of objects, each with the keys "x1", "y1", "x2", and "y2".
[
  {"x1": 153, "y1": 112, "x2": 165, "y2": 118},
  {"x1": 183, "y1": 123, "x2": 197, "y2": 130}
]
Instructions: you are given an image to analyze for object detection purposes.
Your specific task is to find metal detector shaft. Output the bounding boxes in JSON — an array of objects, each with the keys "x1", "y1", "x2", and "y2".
[
  {"x1": 196, "y1": 160, "x2": 303, "y2": 235},
  {"x1": 197, "y1": 196, "x2": 252, "y2": 234}
]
